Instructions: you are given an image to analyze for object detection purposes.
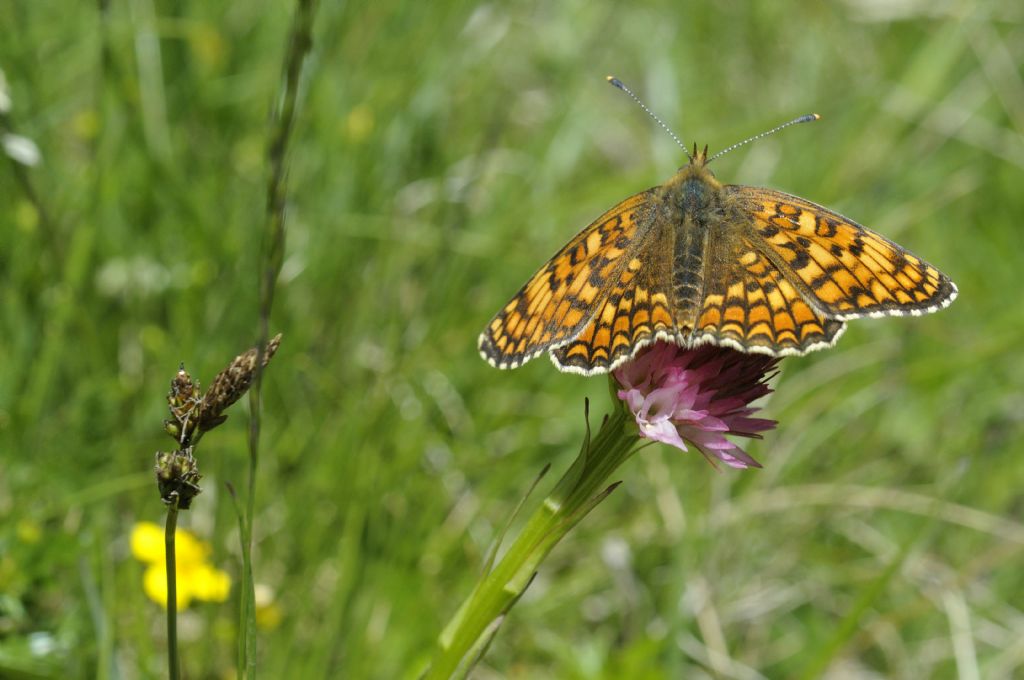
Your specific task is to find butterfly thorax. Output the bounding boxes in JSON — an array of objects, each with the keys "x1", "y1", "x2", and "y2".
[{"x1": 660, "y1": 163, "x2": 724, "y2": 218}]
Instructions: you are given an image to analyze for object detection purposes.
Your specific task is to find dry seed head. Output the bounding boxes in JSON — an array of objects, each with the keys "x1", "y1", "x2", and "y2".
[
  {"x1": 167, "y1": 365, "x2": 202, "y2": 421},
  {"x1": 155, "y1": 448, "x2": 202, "y2": 509},
  {"x1": 196, "y1": 333, "x2": 282, "y2": 433},
  {"x1": 166, "y1": 364, "x2": 204, "y2": 445}
]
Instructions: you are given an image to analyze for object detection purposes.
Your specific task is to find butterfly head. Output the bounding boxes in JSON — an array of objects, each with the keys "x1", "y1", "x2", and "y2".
[
  {"x1": 659, "y1": 148, "x2": 725, "y2": 216},
  {"x1": 666, "y1": 144, "x2": 722, "y2": 195},
  {"x1": 689, "y1": 143, "x2": 710, "y2": 167}
]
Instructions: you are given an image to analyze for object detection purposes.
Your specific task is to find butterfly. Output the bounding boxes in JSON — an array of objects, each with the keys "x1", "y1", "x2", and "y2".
[{"x1": 478, "y1": 84, "x2": 957, "y2": 376}]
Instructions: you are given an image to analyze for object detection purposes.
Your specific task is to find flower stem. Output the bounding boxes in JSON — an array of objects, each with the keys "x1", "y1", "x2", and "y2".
[
  {"x1": 238, "y1": 0, "x2": 316, "y2": 676},
  {"x1": 425, "y1": 403, "x2": 638, "y2": 679},
  {"x1": 165, "y1": 497, "x2": 180, "y2": 680}
]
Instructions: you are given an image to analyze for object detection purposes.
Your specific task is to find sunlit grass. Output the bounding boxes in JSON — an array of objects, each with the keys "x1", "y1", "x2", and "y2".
[{"x1": 1, "y1": 0, "x2": 1022, "y2": 677}]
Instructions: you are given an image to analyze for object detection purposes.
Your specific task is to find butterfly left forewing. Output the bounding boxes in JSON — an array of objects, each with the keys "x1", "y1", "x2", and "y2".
[
  {"x1": 728, "y1": 186, "x2": 957, "y2": 320},
  {"x1": 478, "y1": 189, "x2": 657, "y2": 369}
]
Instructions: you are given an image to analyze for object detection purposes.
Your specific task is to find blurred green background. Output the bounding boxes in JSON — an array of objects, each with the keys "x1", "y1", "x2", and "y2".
[{"x1": 2, "y1": 0, "x2": 1022, "y2": 678}]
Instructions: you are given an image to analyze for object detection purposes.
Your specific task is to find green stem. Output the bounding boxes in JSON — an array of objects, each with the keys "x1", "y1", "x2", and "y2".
[
  {"x1": 425, "y1": 405, "x2": 639, "y2": 679},
  {"x1": 239, "y1": 1, "x2": 316, "y2": 676},
  {"x1": 165, "y1": 498, "x2": 180, "y2": 680}
]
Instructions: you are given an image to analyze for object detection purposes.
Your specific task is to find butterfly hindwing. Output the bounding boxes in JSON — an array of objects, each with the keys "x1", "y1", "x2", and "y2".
[
  {"x1": 550, "y1": 225, "x2": 679, "y2": 374},
  {"x1": 478, "y1": 189, "x2": 657, "y2": 369},
  {"x1": 728, "y1": 187, "x2": 958, "y2": 320},
  {"x1": 694, "y1": 235, "x2": 846, "y2": 355}
]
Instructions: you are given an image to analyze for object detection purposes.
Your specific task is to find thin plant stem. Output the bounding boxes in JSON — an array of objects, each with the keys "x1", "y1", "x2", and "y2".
[
  {"x1": 227, "y1": 482, "x2": 254, "y2": 680},
  {"x1": 238, "y1": 0, "x2": 317, "y2": 676},
  {"x1": 165, "y1": 496, "x2": 180, "y2": 680},
  {"x1": 425, "y1": 405, "x2": 639, "y2": 679}
]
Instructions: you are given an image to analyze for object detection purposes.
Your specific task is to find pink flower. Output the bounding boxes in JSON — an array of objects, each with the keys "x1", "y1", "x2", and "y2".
[{"x1": 613, "y1": 342, "x2": 778, "y2": 469}]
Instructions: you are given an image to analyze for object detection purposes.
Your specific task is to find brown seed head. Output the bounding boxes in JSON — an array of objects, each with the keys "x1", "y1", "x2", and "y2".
[
  {"x1": 195, "y1": 333, "x2": 282, "y2": 433},
  {"x1": 155, "y1": 448, "x2": 202, "y2": 509}
]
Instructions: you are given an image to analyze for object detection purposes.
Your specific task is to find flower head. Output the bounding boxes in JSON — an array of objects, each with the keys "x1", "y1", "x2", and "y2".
[
  {"x1": 614, "y1": 342, "x2": 778, "y2": 469},
  {"x1": 130, "y1": 521, "x2": 231, "y2": 609}
]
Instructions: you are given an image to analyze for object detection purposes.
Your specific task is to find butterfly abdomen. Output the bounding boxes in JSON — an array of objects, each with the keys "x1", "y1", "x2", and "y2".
[{"x1": 663, "y1": 170, "x2": 731, "y2": 337}]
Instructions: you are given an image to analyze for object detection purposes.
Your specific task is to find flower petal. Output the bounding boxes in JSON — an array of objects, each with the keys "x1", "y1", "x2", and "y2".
[
  {"x1": 639, "y1": 418, "x2": 689, "y2": 451},
  {"x1": 641, "y1": 384, "x2": 686, "y2": 420},
  {"x1": 709, "y1": 446, "x2": 762, "y2": 469},
  {"x1": 130, "y1": 522, "x2": 165, "y2": 564},
  {"x1": 617, "y1": 387, "x2": 647, "y2": 415},
  {"x1": 143, "y1": 563, "x2": 194, "y2": 609},
  {"x1": 190, "y1": 564, "x2": 232, "y2": 602}
]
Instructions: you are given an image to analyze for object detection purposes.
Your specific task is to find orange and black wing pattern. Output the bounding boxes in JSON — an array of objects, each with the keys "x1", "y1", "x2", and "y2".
[
  {"x1": 692, "y1": 234, "x2": 846, "y2": 355},
  {"x1": 728, "y1": 186, "x2": 958, "y2": 322},
  {"x1": 549, "y1": 229, "x2": 678, "y2": 374},
  {"x1": 478, "y1": 189, "x2": 659, "y2": 370}
]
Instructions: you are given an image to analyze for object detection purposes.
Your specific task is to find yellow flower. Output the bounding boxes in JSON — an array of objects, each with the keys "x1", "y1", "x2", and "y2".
[{"x1": 131, "y1": 521, "x2": 231, "y2": 609}]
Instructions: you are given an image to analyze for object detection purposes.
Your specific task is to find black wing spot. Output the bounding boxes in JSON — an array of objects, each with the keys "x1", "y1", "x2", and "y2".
[
  {"x1": 815, "y1": 217, "x2": 838, "y2": 238},
  {"x1": 782, "y1": 243, "x2": 810, "y2": 271}
]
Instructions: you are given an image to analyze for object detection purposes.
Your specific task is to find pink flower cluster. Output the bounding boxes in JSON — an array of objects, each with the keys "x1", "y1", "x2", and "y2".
[{"x1": 613, "y1": 342, "x2": 778, "y2": 469}]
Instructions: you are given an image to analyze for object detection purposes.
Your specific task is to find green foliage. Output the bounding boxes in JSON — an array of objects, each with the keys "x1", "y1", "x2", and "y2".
[{"x1": 1, "y1": 0, "x2": 1022, "y2": 677}]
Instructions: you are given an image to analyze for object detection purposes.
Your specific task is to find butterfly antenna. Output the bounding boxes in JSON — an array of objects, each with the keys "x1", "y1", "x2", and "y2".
[
  {"x1": 607, "y1": 76, "x2": 692, "y2": 162},
  {"x1": 707, "y1": 113, "x2": 820, "y2": 163}
]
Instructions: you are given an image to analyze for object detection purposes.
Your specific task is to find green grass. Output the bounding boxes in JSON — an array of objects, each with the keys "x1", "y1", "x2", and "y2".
[{"x1": 2, "y1": 0, "x2": 1023, "y2": 677}]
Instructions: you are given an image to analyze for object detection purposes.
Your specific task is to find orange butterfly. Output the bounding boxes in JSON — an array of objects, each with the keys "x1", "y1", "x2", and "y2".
[{"x1": 478, "y1": 79, "x2": 957, "y2": 376}]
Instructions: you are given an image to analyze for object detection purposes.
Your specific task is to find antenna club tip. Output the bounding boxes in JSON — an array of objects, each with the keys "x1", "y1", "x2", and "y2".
[
  {"x1": 812, "y1": 113, "x2": 822, "y2": 121},
  {"x1": 606, "y1": 75, "x2": 624, "y2": 89}
]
